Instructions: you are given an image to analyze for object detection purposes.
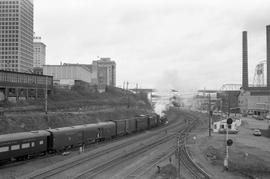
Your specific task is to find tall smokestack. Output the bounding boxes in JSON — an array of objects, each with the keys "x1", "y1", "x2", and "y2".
[
  {"x1": 242, "y1": 31, "x2": 248, "y2": 89},
  {"x1": 266, "y1": 25, "x2": 270, "y2": 88}
]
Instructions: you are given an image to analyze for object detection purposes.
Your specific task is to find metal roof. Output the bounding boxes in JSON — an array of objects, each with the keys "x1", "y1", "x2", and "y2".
[
  {"x1": 47, "y1": 125, "x2": 85, "y2": 133},
  {"x1": 0, "y1": 130, "x2": 50, "y2": 143}
]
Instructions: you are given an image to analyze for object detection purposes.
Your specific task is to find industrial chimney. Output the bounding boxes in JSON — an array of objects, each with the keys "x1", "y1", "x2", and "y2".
[
  {"x1": 242, "y1": 31, "x2": 248, "y2": 89},
  {"x1": 266, "y1": 25, "x2": 270, "y2": 89}
]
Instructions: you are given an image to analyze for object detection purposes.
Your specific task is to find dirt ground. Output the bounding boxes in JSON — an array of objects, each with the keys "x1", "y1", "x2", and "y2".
[{"x1": 187, "y1": 114, "x2": 270, "y2": 179}]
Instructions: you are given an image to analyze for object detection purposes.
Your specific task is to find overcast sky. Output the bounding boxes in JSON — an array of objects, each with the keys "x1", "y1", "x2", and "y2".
[{"x1": 34, "y1": 0, "x2": 270, "y2": 92}]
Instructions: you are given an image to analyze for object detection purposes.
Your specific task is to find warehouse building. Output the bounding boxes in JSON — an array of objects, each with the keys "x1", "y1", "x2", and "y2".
[{"x1": 43, "y1": 64, "x2": 92, "y2": 85}]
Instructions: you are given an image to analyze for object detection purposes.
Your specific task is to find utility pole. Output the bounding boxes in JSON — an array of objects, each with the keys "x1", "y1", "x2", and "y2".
[
  {"x1": 208, "y1": 94, "x2": 212, "y2": 136},
  {"x1": 228, "y1": 93, "x2": 231, "y2": 117},
  {"x1": 224, "y1": 118, "x2": 233, "y2": 171},
  {"x1": 225, "y1": 121, "x2": 229, "y2": 170},
  {"x1": 176, "y1": 135, "x2": 181, "y2": 179},
  {"x1": 127, "y1": 82, "x2": 130, "y2": 108},
  {"x1": 45, "y1": 76, "x2": 48, "y2": 114},
  {"x1": 220, "y1": 98, "x2": 223, "y2": 120}
]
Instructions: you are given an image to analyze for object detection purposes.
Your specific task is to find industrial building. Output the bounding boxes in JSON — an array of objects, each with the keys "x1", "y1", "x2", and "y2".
[
  {"x1": 239, "y1": 26, "x2": 270, "y2": 116},
  {"x1": 93, "y1": 58, "x2": 116, "y2": 87},
  {"x1": 43, "y1": 64, "x2": 92, "y2": 85},
  {"x1": 0, "y1": 0, "x2": 34, "y2": 72},
  {"x1": 0, "y1": 70, "x2": 53, "y2": 101},
  {"x1": 43, "y1": 58, "x2": 116, "y2": 90}
]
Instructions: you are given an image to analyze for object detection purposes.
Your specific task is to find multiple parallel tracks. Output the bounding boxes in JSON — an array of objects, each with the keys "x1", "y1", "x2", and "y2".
[
  {"x1": 21, "y1": 111, "x2": 213, "y2": 179},
  {"x1": 21, "y1": 117, "x2": 184, "y2": 179},
  {"x1": 74, "y1": 113, "x2": 202, "y2": 179},
  {"x1": 74, "y1": 134, "x2": 178, "y2": 179}
]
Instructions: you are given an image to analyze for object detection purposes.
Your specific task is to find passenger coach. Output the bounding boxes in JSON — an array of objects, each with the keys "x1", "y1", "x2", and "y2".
[{"x1": 0, "y1": 130, "x2": 50, "y2": 162}]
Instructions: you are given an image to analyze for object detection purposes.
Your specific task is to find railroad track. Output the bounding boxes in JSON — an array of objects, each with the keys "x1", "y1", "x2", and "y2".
[
  {"x1": 178, "y1": 112, "x2": 212, "y2": 179},
  {"x1": 179, "y1": 145, "x2": 211, "y2": 179},
  {"x1": 20, "y1": 114, "x2": 187, "y2": 179},
  {"x1": 74, "y1": 116, "x2": 199, "y2": 179},
  {"x1": 123, "y1": 146, "x2": 176, "y2": 179},
  {"x1": 73, "y1": 130, "x2": 184, "y2": 179}
]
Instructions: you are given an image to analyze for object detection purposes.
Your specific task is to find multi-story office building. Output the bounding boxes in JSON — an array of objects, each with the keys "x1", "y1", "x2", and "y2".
[
  {"x1": 0, "y1": 0, "x2": 34, "y2": 72},
  {"x1": 33, "y1": 36, "x2": 46, "y2": 68},
  {"x1": 93, "y1": 58, "x2": 116, "y2": 87}
]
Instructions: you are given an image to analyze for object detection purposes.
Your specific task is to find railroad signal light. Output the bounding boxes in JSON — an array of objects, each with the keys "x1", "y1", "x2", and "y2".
[
  {"x1": 227, "y1": 139, "x2": 233, "y2": 146},
  {"x1": 227, "y1": 118, "x2": 233, "y2": 125}
]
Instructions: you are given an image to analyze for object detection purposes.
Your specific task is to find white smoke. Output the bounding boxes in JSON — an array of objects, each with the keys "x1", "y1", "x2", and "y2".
[{"x1": 151, "y1": 90, "x2": 176, "y2": 116}]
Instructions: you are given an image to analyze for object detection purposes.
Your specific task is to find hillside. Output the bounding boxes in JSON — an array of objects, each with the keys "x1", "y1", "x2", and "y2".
[{"x1": 0, "y1": 86, "x2": 153, "y2": 134}]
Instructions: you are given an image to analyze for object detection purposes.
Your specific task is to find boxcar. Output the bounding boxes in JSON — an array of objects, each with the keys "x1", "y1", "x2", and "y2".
[
  {"x1": 82, "y1": 124, "x2": 100, "y2": 145},
  {"x1": 135, "y1": 115, "x2": 148, "y2": 131},
  {"x1": 95, "y1": 122, "x2": 116, "y2": 140},
  {"x1": 0, "y1": 130, "x2": 50, "y2": 162},
  {"x1": 125, "y1": 118, "x2": 137, "y2": 134},
  {"x1": 112, "y1": 120, "x2": 126, "y2": 136},
  {"x1": 148, "y1": 115, "x2": 159, "y2": 129},
  {"x1": 47, "y1": 126, "x2": 84, "y2": 151}
]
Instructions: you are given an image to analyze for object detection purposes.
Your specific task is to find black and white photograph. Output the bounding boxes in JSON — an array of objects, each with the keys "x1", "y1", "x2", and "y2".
[{"x1": 0, "y1": 0, "x2": 270, "y2": 178}]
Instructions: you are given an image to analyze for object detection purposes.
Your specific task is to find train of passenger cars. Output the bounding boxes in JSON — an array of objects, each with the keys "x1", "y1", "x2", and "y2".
[{"x1": 0, "y1": 114, "x2": 166, "y2": 164}]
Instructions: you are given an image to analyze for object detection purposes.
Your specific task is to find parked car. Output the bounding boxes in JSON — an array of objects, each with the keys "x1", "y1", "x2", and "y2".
[{"x1": 253, "y1": 129, "x2": 262, "y2": 136}]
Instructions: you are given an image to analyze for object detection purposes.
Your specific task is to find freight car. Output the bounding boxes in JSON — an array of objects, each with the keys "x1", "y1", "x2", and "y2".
[
  {"x1": 95, "y1": 122, "x2": 116, "y2": 141},
  {"x1": 112, "y1": 119, "x2": 127, "y2": 136},
  {"x1": 135, "y1": 115, "x2": 149, "y2": 131},
  {"x1": 148, "y1": 114, "x2": 159, "y2": 128},
  {"x1": 47, "y1": 126, "x2": 84, "y2": 152},
  {"x1": 125, "y1": 118, "x2": 137, "y2": 134},
  {"x1": 0, "y1": 113, "x2": 161, "y2": 164}
]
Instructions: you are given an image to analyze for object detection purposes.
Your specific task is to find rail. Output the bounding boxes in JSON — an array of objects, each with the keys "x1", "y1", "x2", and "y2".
[{"x1": 179, "y1": 136, "x2": 212, "y2": 178}]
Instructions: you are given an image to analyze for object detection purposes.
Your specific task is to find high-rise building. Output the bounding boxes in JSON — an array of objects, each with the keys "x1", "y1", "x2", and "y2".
[
  {"x1": 0, "y1": 0, "x2": 34, "y2": 72},
  {"x1": 93, "y1": 57, "x2": 116, "y2": 87},
  {"x1": 33, "y1": 36, "x2": 46, "y2": 67}
]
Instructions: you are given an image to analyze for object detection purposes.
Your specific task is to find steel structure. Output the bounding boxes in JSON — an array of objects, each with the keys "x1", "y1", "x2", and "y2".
[{"x1": 253, "y1": 60, "x2": 266, "y2": 87}]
